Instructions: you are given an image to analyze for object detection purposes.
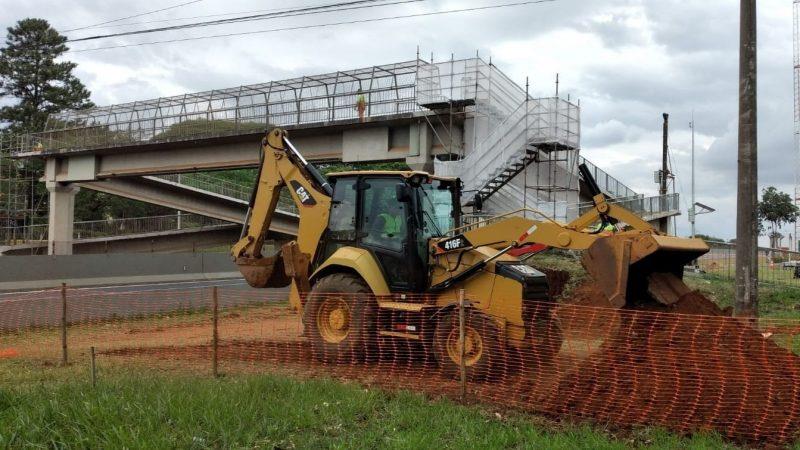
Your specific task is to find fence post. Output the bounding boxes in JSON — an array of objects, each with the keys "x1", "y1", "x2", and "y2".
[
  {"x1": 90, "y1": 346, "x2": 97, "y2": 387},
  {"x1": 212, "y1": 286, "x2": 219, "y2": 378},
  {"x1": 458, "y1": 288, "x2": 466, "y2": 400},
  {"x1": 61, "y1": 282, "x2": 68, "y2": 366}
]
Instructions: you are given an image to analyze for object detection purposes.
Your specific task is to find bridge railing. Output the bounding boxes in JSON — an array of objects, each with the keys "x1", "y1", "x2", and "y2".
[
  {"x1": 575, "y1": 193, "x2": 680, "y2": 219},
  {"x1": 577, "y1": 156, "x2": 636, "y2": 199},
  {"x1": 0, "y1": 213, "x2": 233, "y2": 245},
  {"x1": 10, "y1": 59, "x2": 428, "y2": 155},
  {"x1": 155, "y1": 173, "x2": 298, "y2": 214}
]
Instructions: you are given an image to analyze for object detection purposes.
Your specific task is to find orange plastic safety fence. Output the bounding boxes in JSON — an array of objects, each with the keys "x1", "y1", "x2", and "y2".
[{"x1": 1, "y1": 286, "x2": 799, "y2": 446}]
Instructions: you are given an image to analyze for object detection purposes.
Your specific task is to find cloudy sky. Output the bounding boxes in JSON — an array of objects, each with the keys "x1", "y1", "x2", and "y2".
[{"x1": 2, "y1": 0, "x2": 796, "y2": 242}]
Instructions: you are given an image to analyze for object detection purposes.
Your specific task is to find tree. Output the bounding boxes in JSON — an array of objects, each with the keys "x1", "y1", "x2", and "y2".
[
  {"x1": 693, "y1": 233, "x2": 726, "y2": 243},
  {"x1": 757, "y1": 187, "x2": 799, "y2": 249},
  {"x1": 0, "y1": 18, "x2": 92, "y2": 133}
]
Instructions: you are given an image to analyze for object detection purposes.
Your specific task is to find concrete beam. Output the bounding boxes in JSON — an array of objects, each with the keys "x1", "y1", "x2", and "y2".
[
  {"x1": 75, "y1": 176, "x2": 298, "y2": 236},
  {"x1": 78, "y1": 176, "x2": 247, "y2": 223},
  {"x1": 44, "y1": 121, "x2": 427, "y2": 182}
]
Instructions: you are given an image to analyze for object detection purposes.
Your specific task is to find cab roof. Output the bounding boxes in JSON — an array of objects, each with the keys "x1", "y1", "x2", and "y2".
[{"x1": 326, "y1": 170, "x2": 458, "y2": 182}]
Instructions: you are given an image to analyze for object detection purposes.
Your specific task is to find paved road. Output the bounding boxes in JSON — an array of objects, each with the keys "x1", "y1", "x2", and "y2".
[{"x1": 0, "y1": 278, "x2": 289, "y2": 331}]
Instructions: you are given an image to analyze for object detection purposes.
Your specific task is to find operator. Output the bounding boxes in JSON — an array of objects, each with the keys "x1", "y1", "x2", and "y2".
[
  {"x1": 379, "y1": 207, "x2": 403, "y2": 239},
  {"x1": 589, "y1": 221, "x2": 617, "y2": 236}
]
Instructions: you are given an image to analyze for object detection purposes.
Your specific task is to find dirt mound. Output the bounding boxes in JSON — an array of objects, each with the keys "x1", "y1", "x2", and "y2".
[
  {"x1": 544, "y1": 287, "x2": 800, "y2": 446},
  {"x1": 563, "y1": 282, "x2": 612, "y2": 308}
]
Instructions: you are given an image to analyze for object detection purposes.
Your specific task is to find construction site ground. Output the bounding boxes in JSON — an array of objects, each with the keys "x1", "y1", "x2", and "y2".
[{"x1": 2, "y1": 253, "x2": 800, "y2": 447}]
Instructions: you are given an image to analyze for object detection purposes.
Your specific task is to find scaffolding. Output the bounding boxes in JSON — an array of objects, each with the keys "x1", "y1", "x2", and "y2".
[
  {"x1": 0, "y1": 135, "x2": 48, "y2": 244},
  {"x1": 4, "y1": 54, "x2": 639, "y2": 228}
]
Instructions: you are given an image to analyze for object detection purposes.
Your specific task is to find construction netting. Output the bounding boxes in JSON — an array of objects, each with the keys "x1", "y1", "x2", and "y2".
[{"x1": 1, "y1": 285, "x2": 799, "y2": 447}]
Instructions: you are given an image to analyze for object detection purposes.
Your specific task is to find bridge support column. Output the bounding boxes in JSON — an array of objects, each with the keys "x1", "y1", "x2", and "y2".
[
  {"x1": 47, "y1": 183, "x2": 79, "y2": 255},
  {"x1": 406, "y1": 121, "x2": 433, "y2": 172}
]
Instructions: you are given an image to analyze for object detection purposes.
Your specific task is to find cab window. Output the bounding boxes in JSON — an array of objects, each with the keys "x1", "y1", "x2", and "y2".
[
  {"x1": 328, "y1": 178, "x2": 357, "y2": 241},
  {"x1": 418, "y1": 180, "x2": 456, "y2": 241},
  {"x1": 361, "y1": 178, "x2": 406, "y2": 252}
]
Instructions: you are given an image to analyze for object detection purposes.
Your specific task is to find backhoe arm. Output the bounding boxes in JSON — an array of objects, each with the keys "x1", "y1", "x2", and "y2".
[
  {"x1": 232, "y1": 128, "x2": 332, "y2": 290},
  {"x1": 446, "y1": 191, "x2": 658, "y2": 255}
]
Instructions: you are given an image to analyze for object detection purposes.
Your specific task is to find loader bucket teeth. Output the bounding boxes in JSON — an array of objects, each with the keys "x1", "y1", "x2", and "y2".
[
  {"x1": 581, "y1": 234, "x2": 710, "y2": 308},
  {"x1": 235, "y1": 253, "x2": 292, "y2": 288}
]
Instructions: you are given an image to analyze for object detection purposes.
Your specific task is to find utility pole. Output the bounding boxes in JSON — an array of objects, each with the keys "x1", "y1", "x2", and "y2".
[
  {"x1": 659, "y1": 113, "x2": 670, "y2": 233},
  {"x1": 689, "y1": 114, "x2": 696, "y2": 238},
  {"x1": 735, "y1": 0, "x2": 758, "y2": 317}
]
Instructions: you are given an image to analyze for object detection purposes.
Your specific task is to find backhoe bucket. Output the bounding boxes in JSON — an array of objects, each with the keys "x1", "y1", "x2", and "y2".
[
  {"x1": 582, "y1": 233, "x2": 710, "y2": 308},
  {"x1": 235, "y1": 253, "x2": 292, "y2": 288}
]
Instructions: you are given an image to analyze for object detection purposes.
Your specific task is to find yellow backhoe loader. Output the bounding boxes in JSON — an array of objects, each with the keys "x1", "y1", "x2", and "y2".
[{"x1": 232, "y1": 128, "x2": 710, "y2": 379}]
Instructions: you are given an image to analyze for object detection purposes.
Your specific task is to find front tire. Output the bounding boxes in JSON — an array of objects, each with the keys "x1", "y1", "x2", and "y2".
[{"x1": 304, "y1": 273, "x2": 376, "y2": 363}]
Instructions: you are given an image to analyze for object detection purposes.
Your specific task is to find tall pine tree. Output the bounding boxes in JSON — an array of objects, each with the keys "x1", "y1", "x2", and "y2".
[
  {"x1": 0, "y1": 18, "x2": 93, "y2": 232},
  {"x1": 0, "y1": 18, "x2": 92, "y2": 133}
]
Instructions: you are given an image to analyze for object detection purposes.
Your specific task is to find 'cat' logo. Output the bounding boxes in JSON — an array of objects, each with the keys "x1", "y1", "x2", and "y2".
[{"x1": 290, "y1": 180, "x2": 317, "y2": 206}]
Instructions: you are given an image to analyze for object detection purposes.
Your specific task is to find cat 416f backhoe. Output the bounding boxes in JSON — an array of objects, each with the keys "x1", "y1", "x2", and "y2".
[{"x1": 231, "y1": 129, "x2": 710, "y2": 379}]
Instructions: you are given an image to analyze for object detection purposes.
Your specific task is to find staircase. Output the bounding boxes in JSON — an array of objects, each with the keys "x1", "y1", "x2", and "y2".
[{"x1": 435, "y1": 96, "x2": 580, "y2": 208}]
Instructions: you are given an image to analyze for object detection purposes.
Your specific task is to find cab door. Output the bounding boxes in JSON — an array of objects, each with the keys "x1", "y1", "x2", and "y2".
[{"x1": 358, "y1": 177, "x2": 422, "y2": 291}]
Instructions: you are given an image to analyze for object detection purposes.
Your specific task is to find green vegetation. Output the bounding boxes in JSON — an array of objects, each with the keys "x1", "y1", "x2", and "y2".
[
  {"x1": 153, "y1": 119, "x2": 266, "y2": 142},
  {"x1": 527, "y1": 250, "x2": 587, "y2": 297},
  {"x1": 319, "y1": 161, "x2": 410, "y2": 174},
  {"x1": 0, "y1": 361, "x2": 733, "y2": 449},
  {"x1": 758, "y1": 186, "x2": 800, "y2": 249},
  {"x1": 685, "y1": 274, "x2": 800, "y2": 319},
  {"x1": 201, "y1": 160, "x2": 412, "y2": 196}
]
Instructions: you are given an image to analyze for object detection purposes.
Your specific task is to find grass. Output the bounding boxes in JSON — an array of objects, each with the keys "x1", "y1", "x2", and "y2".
[
  {"x1": 685, "y1": 274, "x2": 800, "y2": 319},
  {"x1": 0, "y1": 360, "x2": 735, "y2": 449}
]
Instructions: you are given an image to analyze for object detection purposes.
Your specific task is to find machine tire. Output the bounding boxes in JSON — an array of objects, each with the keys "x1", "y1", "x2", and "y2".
[
  {"x1": 304, "y1": 273, "x2": 376, "y2": 363},
  {"x1": 433, "y1": 310, "x2": 505, "y2": 382},
  {"x1": 528, "y1": 314, "x2": 564, "y2": 366}
]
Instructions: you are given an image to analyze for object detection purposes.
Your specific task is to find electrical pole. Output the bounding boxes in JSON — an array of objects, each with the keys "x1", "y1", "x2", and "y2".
[
  {"x1": 735, "y1": 0, "x2": 758, "y2": 317},
  {"x1": 690, "y1": 114, "x2": 696, "y2": 239},
  {"x1": 659, "y1": 113, "x2": 670, "y2": 233}
]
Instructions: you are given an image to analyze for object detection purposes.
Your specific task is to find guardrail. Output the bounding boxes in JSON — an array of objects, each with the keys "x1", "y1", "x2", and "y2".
[
  {"x1": 1, "y1": 213, "x2": 232, "y2": 245},
  {"x1": 578, "y1": 156, "x2": 636, "y2": 199},
  {"x1": 577, "y1": 193, "x2": 679, "y2": 219}
]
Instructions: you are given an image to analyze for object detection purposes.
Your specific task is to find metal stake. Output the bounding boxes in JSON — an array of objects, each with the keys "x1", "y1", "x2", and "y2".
[
  {"x1": 212, "y1": 286, "x2": 219, "y2": 377},
  {"x1": 458, "y1": 289, "x2": 466, "y2": 400},
  {"x1": 90, "y1": 346, "x2": 97, "y2": 387},
  {"x1": 61, "y1": 283, "x2": 68, "y2": 366}
]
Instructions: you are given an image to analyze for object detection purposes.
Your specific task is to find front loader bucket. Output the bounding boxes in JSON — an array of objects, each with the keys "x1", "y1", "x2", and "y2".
[
  {"x1": 235, "y1": 253, "x2": 292, "y2": 288},
  {"x1": 582, "y1": 233, "x2": 709, "y2": 308}
]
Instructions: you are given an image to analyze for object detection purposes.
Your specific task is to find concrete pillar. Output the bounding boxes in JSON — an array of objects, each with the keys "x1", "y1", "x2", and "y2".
[
  {"x1": 406, "y1": 121, "x2": 433, "y2": 172},
  {"x1": 47, "y1": 183, "x2": 79, "y2": 255}
]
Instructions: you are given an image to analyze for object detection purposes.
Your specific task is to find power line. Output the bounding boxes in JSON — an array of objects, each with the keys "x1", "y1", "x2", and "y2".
[
  {"x1": 67, "y1": 1, "x2": 369, "y2": 31},
  {"x1": 69, "y1": 0, "x2": 557, "y2": 52},
  {"x1": 68, "y1": 0, "x2": 408, "y2": 42},
  {"x1": 63, "y1": 0, "x2": 205, "y2": 33}
]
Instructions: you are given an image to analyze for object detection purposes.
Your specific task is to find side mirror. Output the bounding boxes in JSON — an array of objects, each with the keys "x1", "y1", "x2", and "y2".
[{"x1": 396, "y1": 184, "x2": 412, "y2": 203}]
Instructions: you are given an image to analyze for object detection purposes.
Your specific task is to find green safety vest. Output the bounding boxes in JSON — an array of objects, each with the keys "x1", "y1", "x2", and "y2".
[{"x1": 379, "y1": 213, "x2": 402, "y2": 236}]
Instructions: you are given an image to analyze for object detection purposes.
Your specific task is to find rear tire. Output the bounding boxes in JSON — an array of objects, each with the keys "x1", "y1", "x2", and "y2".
[
  {"x1": 304, "y1": 273, "x2": 376, "y2": 363},
  {"x1": 528, "y1": 313, "x2": 564, "y2": 365},
  {"x1": 433, "y1": 310, "x2": 505, "y2": 382}
]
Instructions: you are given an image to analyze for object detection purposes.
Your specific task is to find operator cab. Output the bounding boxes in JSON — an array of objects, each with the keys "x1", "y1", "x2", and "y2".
[{"x1": 316, "y1": 171, "x2": 461, "y2": 292}]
